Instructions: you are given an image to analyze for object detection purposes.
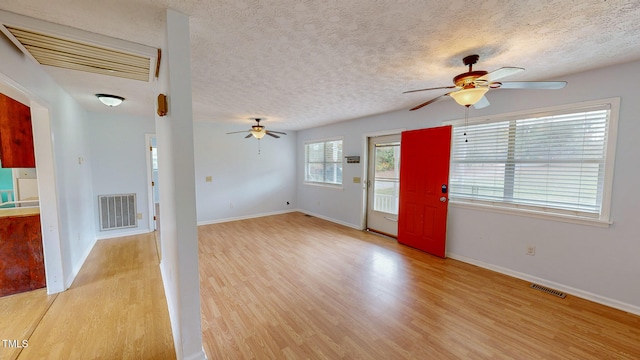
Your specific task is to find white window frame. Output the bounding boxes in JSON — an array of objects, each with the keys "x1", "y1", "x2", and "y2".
[
  {"x1": 304, "y1": 137, "x2": 344, "y2": 189},
  {"x1": 444, "y1": 98, "x2": 619, "y2": 227}
]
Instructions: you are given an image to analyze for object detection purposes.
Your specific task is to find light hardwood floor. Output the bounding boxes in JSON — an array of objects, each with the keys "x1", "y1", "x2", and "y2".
[
  {"x1": 0, "y1": 289, "x2": 55, "y2": 360},
  {"x1": 199, "y1": 212, "x2": 640, "y2": 359},
  {"x1": 0, "y1": 233, "x2": 174, "y2": 360},
  {"x1": 3, "y1": 212, "x2": 639, "y2": 359}
]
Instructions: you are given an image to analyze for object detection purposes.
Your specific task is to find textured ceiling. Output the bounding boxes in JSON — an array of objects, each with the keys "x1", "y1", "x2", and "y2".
[{"x1": 0, "y1": 0, "x2": 639, "y2": 131}]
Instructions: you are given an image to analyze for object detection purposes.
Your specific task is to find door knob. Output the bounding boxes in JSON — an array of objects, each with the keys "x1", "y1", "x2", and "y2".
[{"x1": 440, "y1": 196, "x2": 447, "y2": 202}]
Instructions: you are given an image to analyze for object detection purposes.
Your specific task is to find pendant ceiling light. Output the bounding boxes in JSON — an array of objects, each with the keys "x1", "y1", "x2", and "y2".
[{"x1": 95, "y1": 94, "x2": 125, "y2": 107}]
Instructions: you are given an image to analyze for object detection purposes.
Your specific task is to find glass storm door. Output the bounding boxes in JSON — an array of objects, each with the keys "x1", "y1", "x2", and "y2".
[{"x1": 366, "y1": 134, "x2": 401, "y2": 237}]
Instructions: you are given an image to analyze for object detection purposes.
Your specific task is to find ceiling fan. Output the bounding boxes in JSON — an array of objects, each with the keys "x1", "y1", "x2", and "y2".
[
  {"x1": 226, "y1": 118, "x2": 287, "y2": 139},
  {"x1": 405, "y1": 54, "x2": 567, "y2": 111}
]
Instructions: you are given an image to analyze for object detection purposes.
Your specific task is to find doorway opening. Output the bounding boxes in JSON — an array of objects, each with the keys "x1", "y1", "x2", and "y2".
[
  {"x1": 365, "y1": 134, "x2": 401, "y2": 238},
  {"x1": 145, "y1": 134, "x2": 160, "y2": 260}
]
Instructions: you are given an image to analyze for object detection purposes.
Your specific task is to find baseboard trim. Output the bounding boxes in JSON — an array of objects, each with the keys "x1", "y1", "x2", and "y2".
[
  {"x1": 184, "y1": 348, "x2": 208, "y2": 360},
  {"x1": 197, "y1": 209, "x2": 363, "y2": 231},
  {"x1": 159, "y1": 261, "x2": 181, "y2": 360},
  {"x1": 296, "y1": 210, "x2": 363, "y2": 230},
  {"x1": 65, "y1": 236, "x2": 97, "y2": 289},
  {"x1": 96, "y1": 228, "x2": 153, "y2": 240},
  {"x1": 197, "y1": 209, "x2": 297, "y2": 226},
  {"x1": 447, "y1": 253, "x2": 640, "y2": 316}
]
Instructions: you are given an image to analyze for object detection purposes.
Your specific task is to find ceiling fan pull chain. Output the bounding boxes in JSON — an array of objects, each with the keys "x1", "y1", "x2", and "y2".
[
  {"x1": 258, "y1": 139, "x2": 261, "y2": 155},
  {"x1": 464, "y1": 105, "x2": 469, "y2": 143}
]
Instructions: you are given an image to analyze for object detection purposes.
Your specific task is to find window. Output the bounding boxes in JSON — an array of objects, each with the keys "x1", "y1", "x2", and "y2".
[
  {"x1": 447, "y1": 99, "x2": 618, "y2": 223},
  {"x1": 305, "y1": 138, "x2": 343, "y2": 187}
]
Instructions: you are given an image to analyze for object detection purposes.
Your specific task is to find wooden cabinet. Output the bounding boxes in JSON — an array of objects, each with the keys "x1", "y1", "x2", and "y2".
[
  {"x1": 0, "y1": 212, "x2": 45, "y2": 297},
  {"x1": 0, "y1": 93, "x2": 36, "y2": 168}
]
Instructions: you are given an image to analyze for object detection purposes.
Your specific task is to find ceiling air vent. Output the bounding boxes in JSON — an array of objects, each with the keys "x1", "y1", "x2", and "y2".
[{"x1": 4, "y1": 25, "x2": 152, "y2": 82}]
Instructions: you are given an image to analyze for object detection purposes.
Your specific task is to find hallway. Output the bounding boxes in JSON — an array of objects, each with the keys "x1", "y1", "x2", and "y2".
[{"x1": 0, "y1": 233, "x2": 174, "y2": 360}]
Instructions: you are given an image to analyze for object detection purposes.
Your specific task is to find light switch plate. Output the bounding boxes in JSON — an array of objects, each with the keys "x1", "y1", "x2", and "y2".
[{"x1": 353, "y1": 177, "x2": 361, "y2": 183}]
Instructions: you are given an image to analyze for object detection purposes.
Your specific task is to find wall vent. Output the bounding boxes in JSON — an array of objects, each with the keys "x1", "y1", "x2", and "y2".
[
  {"x1": 4, "y1": 26, "x2": 152, "y2": 82},
  {"x1": 530, "y1": 283, "x2": 567, "y2": 298},
  {"x1": 99, "y1": 194, "x2": 137, "y2": 231},
  {"x1": 0, "y1": 11, "x2": 159, "y2": 82}
]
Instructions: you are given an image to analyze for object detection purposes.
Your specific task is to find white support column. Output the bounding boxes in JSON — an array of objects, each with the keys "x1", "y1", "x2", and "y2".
[{"x1": 157, "y1": 8, "x2": 206, "y2": 360}]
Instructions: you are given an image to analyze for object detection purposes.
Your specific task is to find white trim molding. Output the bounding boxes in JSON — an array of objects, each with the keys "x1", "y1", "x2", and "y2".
[{"x1": 448, "y1": 252, "x2": 640, "y2": 316}]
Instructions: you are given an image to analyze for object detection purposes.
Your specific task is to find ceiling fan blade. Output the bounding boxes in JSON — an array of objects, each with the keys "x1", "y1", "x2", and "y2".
[
  {"x1": 267, "y1": 130, "x2": 287, "y2": 135},
  {"x1": 266, "y1": 132, "x2": 280, "y2": 138},
  {"x1": 497, "y1": 81, "x2": 567, "y2": 90},
  {"x1": 473, "y1": 96, "x2": 490, "y2": 109},
  {"x1": 226, "y1": 130, "x2": 250, "y2": 134},
  {"x1": 403, "y1": 86, "x2": 456, "y2": 94},
  {"x1": 244, "y1": 134, "x2": 252, "y2": 138},
  {"x1": 477, "y1": 67, "x2": 524, "y2": 82},
  {"x1": 410, "y1": 93, "x2": 451, "y2": 111}
]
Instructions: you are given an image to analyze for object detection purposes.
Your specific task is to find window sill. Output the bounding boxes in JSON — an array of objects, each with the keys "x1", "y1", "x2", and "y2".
[
  {"x1": 303, "y1": 182, "x2": 344, "y2": 191},
  {"x1": 448, "y1": 200, "x2": 612, "y2": 228}
]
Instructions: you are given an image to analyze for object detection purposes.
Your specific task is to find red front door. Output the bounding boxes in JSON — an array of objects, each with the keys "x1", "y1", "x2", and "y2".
[{"x1": 397, "y1": 126, "x2": 452, "y2": 258}]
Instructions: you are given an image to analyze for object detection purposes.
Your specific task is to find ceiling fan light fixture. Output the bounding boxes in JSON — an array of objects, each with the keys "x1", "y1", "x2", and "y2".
[
  {"x1": 95, "y1": 94, "x2": 125, "y2": 107},
  {"x1": 449, "y1": 87, "x2": 488, "y2": 107},
  {"x1": 251, "y1": 129, "x2": 266, "y2": 139}
]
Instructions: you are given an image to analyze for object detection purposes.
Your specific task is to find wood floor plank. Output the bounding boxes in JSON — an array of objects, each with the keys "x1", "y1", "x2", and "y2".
[
  {"x1": 0, "y1": 288, "x2": 55, "y2": 360},
  {"x1": 199, "y1": 212, "x2": 640, "y2": 359}
]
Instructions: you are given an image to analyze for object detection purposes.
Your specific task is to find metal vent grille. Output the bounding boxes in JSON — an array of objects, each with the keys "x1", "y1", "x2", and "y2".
[
  {"x1": 530, "y1": 283, "x2": 567, "y2": 298},
  {"x1": 99, "y1": 194, "x2": 137, "y2": 231},
  {"x1": 5, "y1": 26, "x2": 151, "y2": 81}
]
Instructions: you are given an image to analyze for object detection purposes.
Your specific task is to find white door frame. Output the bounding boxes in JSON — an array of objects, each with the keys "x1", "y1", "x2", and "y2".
[
  {"x1": 360, "y1": 128, "x2": 405, "y2": 230},
  {"x1": 1, "y1": 73, "x2": 65, "y2": 294},
  {"x1": 145, "y1": 133, "x2": 157, "y2": 231}
]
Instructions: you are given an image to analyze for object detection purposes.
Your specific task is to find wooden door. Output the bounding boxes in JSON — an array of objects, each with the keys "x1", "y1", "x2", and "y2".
[{"x1": 398, "y1": 126, "x2": 452, "y2": 258}]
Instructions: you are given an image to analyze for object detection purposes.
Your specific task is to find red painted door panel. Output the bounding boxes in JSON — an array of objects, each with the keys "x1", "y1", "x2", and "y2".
[{"x1": 398, "y1": 126, "x2": 452, "y2": 258}]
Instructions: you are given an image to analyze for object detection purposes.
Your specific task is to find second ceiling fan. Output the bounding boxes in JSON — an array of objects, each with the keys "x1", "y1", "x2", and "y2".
[
  {"x1": 405, "y1": 54, "x2": 567, "y2": 111},
  {"x1": 226, "y1": 118, "x2": 287, "y2": 139}
]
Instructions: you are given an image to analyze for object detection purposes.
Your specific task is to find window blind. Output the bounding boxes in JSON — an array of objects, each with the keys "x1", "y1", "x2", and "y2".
[
  {"x1": 305, "y1": 139, "x2": 343, "y2": 186},
  {"x1": 450, "y1": 104, "x2": 611, "y2": 218}
]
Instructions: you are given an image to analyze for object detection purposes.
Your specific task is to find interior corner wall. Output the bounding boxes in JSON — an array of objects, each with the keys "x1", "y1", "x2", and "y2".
[
  {"x1": 0, "y1": 31, "x2": 95, "y2": 291},
  {"x1": 87, "y1": 111, "x2": 155, "y2": 238},
  {"x1": 193, "y1": 122, "x2": 297, "y2": 224},
  {"x1": 296, "y1": 60, "x2": 640, "y2": 314}
]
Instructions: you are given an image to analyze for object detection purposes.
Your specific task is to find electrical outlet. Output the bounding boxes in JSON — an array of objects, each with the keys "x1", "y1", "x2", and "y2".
[{"x1": 526, "y1": 245, "x2": 536, "y2": 256}]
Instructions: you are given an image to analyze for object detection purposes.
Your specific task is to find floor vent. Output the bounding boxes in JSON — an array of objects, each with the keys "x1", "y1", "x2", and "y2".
[
  {"x1": 530, "y1": 283, "x2": 566, "y2": 298},
  {"x1": 99, "y1": 194, "x2": 137, "y2": 231}
]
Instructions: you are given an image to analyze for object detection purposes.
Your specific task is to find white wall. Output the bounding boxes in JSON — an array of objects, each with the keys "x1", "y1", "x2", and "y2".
[
  {"x1": 87, "y1": 112, "x2": 155, "y2": 238},
  {"x1": 296, "y1": 60, "x2": 640, "y2": 314},
  {"x1": 0, "y1": 31, "x2": 95, "y2": 291},
  {"x1": 194, "y1": 122, "x2": 297, "y2": 224},
  {"x1": 157, "y1": 9, "x2": 206, "y2": 360}
]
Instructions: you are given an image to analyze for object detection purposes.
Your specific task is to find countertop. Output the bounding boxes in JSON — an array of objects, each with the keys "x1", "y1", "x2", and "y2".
[{"x1": 0, "y1": 207, "x2": 40, "y2": 218}]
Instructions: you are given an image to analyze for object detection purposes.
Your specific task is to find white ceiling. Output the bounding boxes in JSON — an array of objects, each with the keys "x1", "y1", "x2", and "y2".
[{"x1": 1, "y1": 0, "x2": 639, "y2": 131}]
